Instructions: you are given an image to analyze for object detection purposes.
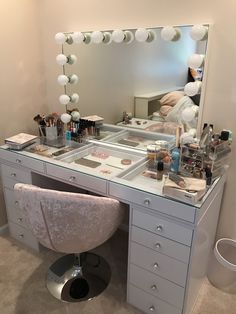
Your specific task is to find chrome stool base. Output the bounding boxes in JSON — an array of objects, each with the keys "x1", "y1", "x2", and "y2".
[{"x1": 46, "y1": 252, "x2": 111, "y2": 302}]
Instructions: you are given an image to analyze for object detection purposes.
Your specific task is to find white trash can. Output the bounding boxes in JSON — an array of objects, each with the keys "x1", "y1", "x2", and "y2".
[{"x1": 208, "y1": 238, "x2": 236, "y2": 294}]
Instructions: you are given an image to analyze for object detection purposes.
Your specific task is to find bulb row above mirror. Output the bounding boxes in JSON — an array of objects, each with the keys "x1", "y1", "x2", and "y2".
[{"x1": 55, "y1": 24, "x2": 208, "y2": 45}]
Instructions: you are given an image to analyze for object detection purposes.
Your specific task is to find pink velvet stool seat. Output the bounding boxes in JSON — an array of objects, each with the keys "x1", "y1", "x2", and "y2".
[{"x1": 14, "y1": 183, "x2": 125, "y2": 302}]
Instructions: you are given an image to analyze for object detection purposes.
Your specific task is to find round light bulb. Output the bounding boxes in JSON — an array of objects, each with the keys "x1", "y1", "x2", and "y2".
[
  {"x1": 111, "y1": 29, "x2": 125, "y2": 43},
  {"x1": 55, "y1": 32, "x2": 67, "y2": 44},
  {"x1": 83, "y1": 33, "x2": 91, "y2": 44},
  {"x1": 135, "y1": 28, "x2": 156, "y2": 42},
  {"x1": 190, "y1": 25, "x2": 208, "y2": 41},
  {"x1": 124, "y1": 30, "x2": 134, "y2": 44},
  {"x1": 67, "y1": 54, "x2": 77, "y2": 65},
  {"x1": 187, "y1": 54, "x2": 205, "y2": 69},
  {"x1": 103, "y1": 32, "x2": 112, "y2": 44},
  {"x1": 56, "y1": 54, "x2": 68, "y2": 66},
  {"x1": 72, "y1": 32, "x2": 84, "y2": 44},
  {"x1": 61, "y1": 113, "x2": 71, "y2": 124},
  {"x1": 69, "y1": 74, "x2": 79, "y2": 84},
  {"x1": 71, "y1": 93, "x2": 79, "y2": 103},
  {"x1": 59, "y1": 94, "x2": 70, "y2": 105},
  {"x1": 71, "y1": 111, "x2": 81, "y2": 121},
  {"x1": 161, "y1": 26, "x2": 181, "y2": 41},
  {"x1": 182, "y1": 107, "x2": 196, "y2": 122},
  {"x1": 91, "y1": 31, "x2": 104, "y2": 44},
  {"x1": 57, "y1": 75, "x2": 69, "y2": 86},
  {"x1": 184, "y1": 81, "x2": 202, "y2": 96}
]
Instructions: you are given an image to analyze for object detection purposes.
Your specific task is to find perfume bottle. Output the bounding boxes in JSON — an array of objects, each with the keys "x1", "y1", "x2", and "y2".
[{"x1": 156, "y1": 161, "x2": 164, "y2": 181}]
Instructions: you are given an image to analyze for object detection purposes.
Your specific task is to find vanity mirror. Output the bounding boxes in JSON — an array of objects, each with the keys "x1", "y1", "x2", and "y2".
[{"x1": 55, "y1": 24, "x2": 209, "y2": 136}]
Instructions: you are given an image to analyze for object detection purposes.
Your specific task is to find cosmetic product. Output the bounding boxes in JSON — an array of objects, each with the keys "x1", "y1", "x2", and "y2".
[
  {"x1": 168, "y1": 173, "x2": 186, "y2": 188},
  {"x1": 205, "y1": 166, "x2": 212, "y2": 186},
  {"x1": 156, "y1": 161, "x2": 164, "y2": 181},
  {"x1": 75, "y1": 158, "x2": 101, "y2": 168},
  {"x1": 220, "y1": 130, "x2": 230, "y2": 141},
  {"x1": 121, "y1": 158, "x2": 132, "y2": 165},
  {"x1": 170, "y1": 127, "x2": 181, "y2": 173}
]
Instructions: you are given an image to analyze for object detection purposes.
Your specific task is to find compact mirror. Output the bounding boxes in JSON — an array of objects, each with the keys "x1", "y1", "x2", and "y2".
[{"x1": 57, "y1": 24, "x2": 209, "y2": 135}]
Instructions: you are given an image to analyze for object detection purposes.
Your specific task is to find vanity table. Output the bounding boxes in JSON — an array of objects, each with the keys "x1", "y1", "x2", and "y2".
[{"x1": 0, "y1": 132, "x2": 224, "y2": 314}]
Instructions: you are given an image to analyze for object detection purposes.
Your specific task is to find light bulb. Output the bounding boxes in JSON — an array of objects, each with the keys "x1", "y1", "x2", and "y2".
[
  {"x1": 61, "y1": 113, "x2": 71, "y2": 124},
  {"x1": 55, "y1": 33, "x2": 73, "y2": 45},
  {"x1": 71, "y1": 93, "x2": 79, "y2": 103},
  {"x1": 124, "y1": 30, "x2": 134, "y2": 44},
  {"x1": 55, "y1": 32, "x2": 67, "y2": 44},
  {"x1": 91, "y1": 31, "x2": 104, "y2": 44},
  {"x1": 71, "y1": 110, "x2": 81, "y2": 121},
  {"x1": 190, "y1": 25, "x2": 208, "y2": 41},
  {"x1": 187, "y1": 54, "x2": 205, "y2": 69},
  {"x1": 67, "y1": 54, "x2": 77, "y2": 65},
  {"x1": 182, "y1": 107, "x2": 195, "y2": 122},
  {"x1": 72, "y1": 32, "x2": 84, "y2": 44},
  {"x1": 59, "y1": 94, "x2": 70, "y2": 105},
  {"x1": 111, "y1": 29, "x2": 125, "y2": 43},
  {"x1": 56, "y1": 54, "x2": 68, "y2": 66},
  {"x1": 161, "y1": 26, "x2": 181, "y2": 41},
  {"x1": 184, "y1": 81, "x2": 202, "y2": 96},
  {"x1": 57, "y1": 75, "x2": 69, "y2": 86},
  {"x1": 135, "y1": 28, "x2": 156, "y2": 42},
  {"x1": 103, "y1": 32, "x2": 112, "y2": 44},
  {"x1": 69, "y1": 74, "x2": 79, "y2": 84}
]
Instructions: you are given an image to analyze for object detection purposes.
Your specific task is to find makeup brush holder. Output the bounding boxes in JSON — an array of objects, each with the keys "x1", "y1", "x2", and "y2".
[{"x1": 39, "y1": 125, "x2": 65, "y2": 147}]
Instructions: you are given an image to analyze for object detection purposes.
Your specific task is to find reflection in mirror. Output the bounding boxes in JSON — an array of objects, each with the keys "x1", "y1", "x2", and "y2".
[{"x1": 56, "y1": 25, "x2": 209, "y2": 136}]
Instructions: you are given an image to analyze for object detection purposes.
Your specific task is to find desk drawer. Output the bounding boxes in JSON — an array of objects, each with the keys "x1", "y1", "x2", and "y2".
[
  {"x1": 46, "y1": 163, "x2": 107, "y2": 194},
  {"x1": 128, "y1": 284, "x2": 181, "y2": 314},
  {"x1": 109, "y1": 182, "x2": 196, "y2": 222},
  {"x1": 4, "y1": 188, "x2": 28, "y2": 228},
  {"x1": 130, "y1": 242, "x2": 187, "y2": 287},
  {"x1": 131, "y1": 226, "x2": 190, "y2": 263},
  {"x1": 129, "y1": 264, "x2": 184, "y2": 309},
  {"x1": 14, "y1": 154, "x2": 44, "y2": 173},
  {"x1": 9, "y1": 222, "x2": 39, "y2": 251},
  {"x1": 0, "y1": 149, "x2": 18, "y2": 163},
  {"x1": 132, "y1": 207, "x2": 193, "y2": 246},
  {"x1": 1, "y1": 164, "x2": 31, "y2": 183}
]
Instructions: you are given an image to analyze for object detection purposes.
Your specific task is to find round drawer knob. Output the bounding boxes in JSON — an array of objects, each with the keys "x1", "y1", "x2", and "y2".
[
  {"x1": 15, "y1": 201, "x2": 19, "y2": 206},
  {"x1": 69, "y1": 176, "x2": 76, "y2": 182},
  {"x1": 19, "y1": 234, "x2": 24, "y2": 238},
  {"x1": 149, "y1": 306, "x2": 155, "y2": 312},
  {"x1": 153, "y1": 262, "x2": 159, "y2": 270},
  {"x1": 16, "y1": 159, "x2": 22, "y2": 164},
  {"x1": 151, "y1": 284, "x2": 157, "y2": 291},
  {"x1": 17, "y1": 218, "x2": 23, "y2": 222},
  {"x1": 144, "y1": 198, "x2": 150, "y2": 205},
  {"x1": 154, "y1": 243, "x2": 161, "y2": 249},
  {"x1": 11, "y1": 173, "x2": 16, "y2": 177},
  {"x1": 156, "y1": 225, "x2": 163, "y2": 232}
]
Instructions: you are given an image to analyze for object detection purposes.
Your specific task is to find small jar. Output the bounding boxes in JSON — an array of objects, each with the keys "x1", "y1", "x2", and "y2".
[{"x1": 147, "y1": 144, "x2": 157, "y2": 161}]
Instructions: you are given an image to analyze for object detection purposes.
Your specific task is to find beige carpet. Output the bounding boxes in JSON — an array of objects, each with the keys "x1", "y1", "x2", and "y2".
[{"x1": 0, "y1": 230, "x2": 235, "y2": 314}]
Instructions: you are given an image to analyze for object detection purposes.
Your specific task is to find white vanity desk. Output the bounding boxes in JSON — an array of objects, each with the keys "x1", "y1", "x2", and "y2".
[{"x1": 0, "y1": 141, "x2": 225, "y2": 314}]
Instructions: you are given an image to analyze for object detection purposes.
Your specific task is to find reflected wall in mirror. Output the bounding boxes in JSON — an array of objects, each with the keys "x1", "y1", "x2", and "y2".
[{"x1": 56, "y1": 24, "x2": 209, "y2": 136}]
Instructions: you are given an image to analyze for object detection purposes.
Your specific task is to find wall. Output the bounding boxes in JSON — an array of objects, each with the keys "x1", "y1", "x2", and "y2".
[
  {"x1": 39, "y1": 0, "x2": 236, "y2": 239},
  {"x1": 0, "y1": 0, "x2": 47, "y2": 226}
]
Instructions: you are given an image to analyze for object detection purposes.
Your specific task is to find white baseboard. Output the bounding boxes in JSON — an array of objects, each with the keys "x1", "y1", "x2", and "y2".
[{"x1": 0, "y1": 224, "x2": 8, "y2": 235}]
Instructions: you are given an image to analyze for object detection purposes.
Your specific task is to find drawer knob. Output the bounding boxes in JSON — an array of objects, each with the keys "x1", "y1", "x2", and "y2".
[
  {"x1": 16, "y1": 159, "x2": 22, "y2": 164},
  {"x1": 154, "y1": 243, "x2": 161, "y2": 249},
  {"x1": 151, "y1": 284, "x2": 157, "y2": 291},
  {"x1": 153, "y1": 262, "x2": 159, "y2": 270},
  {"x1": 156, "y1": 225, "x2": 163, "y2": 232},
  {"x1": 17, "y1": 218, "x2": 23, "y2": 222},
  {"x1": 144, "y1": 198, "x2": 150, "y2": 205},
  {"x1": 19, "y1": 234, "x2": 24, "y2": 238},
  {"x1": 11, "y1": 173, "x2": 16, "y2": 177},
  {"x1": 149, "y1": 306, "x2": 155, "y2": 312},
  {"x1": 69, "y1": 176, "x2": 76, "y2": 182},
  {"x1": 15, "y1": 201, "x2": 19, "y2": 206}
]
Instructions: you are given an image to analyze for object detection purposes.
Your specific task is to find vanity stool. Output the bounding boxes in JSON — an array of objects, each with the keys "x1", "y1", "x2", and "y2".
[{"x1": 14, "y1": 183, "x2": 124, "y2": 302}]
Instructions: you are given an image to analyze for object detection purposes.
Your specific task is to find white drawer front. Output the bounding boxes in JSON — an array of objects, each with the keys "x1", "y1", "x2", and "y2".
[
  {"x1": 128, "y1": 284, "x2": 181, "y2": 314},
  {"x1": 1, "y1": 164, "x2": 31, "y2": 183},
  {"x1": 109, "y1": 182, "x2": 196, "y2": 222},
  {"x1": 14, "y1": 154, "x2": 44, "y2": 173},
  {"x1": 132, "y1": 207, "x2": 193, "y2": 246},
  {"x1": 0, "y1": 149, "x2": 18, "y2": 163},
  {"x1": 130, "y1": 242, "x2": 187, "y2": 287},
  {"x1": 46, "y1": 163, "x2": 107, "y2": 194},
  {"x1": 129, "y1": 264, "x2": 184, "y2": 309},
  {"x1": 4, "y1": 188, "x2": 28, "y2": 228},
  {"x1": 131, "y1": 226, "x2": 190, "y2": 263},
  {"x1": 2, "y1": 176, "x2": 31, "y2": 190},
  {"x1": 9, "y1": 222, "x2": 39, "y2": 251}
]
